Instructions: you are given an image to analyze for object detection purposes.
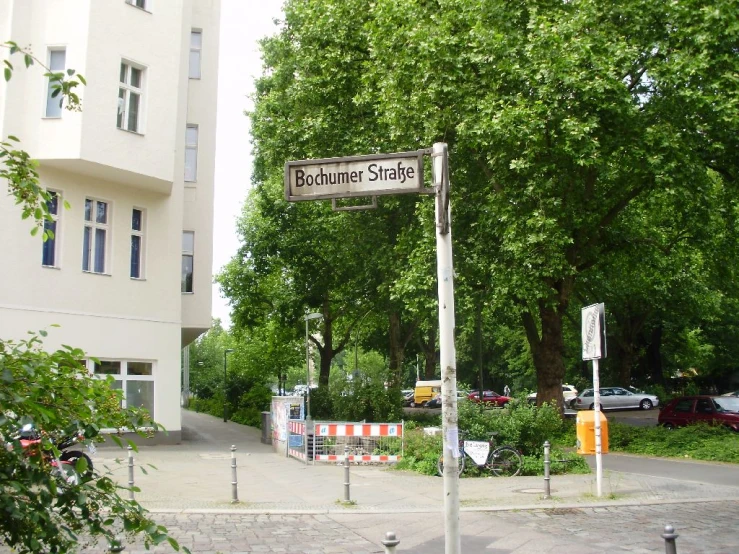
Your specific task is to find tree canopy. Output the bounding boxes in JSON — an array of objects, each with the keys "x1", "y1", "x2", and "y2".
[{"x1": 224, "y1": 0, "x2": 739, "y2": 407}]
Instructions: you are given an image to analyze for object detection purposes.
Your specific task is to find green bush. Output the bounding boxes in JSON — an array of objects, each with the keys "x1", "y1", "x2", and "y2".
[
  {"x1": 457, "y1": 399, "x2": 566, "y2": 456},
  {"x1": 312, "y1": 382, "x2": 404, "y2": 422},
  {"x1": 394, "y1": 428, "x2": 443, "y2": 475},
  {"x1": 396, "y1": 402, "x2": 588, "y2": 477},
  {"x1": 608, "y1": 421, "x2": 739, "y2": 463}
]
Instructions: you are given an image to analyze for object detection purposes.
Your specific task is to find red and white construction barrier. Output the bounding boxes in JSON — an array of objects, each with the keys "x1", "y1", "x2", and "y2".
[
  {"x1": 314, "y1": 453, "x2": 401, "y2": 462},
  {"x1": 313, "y1": 422, "x2": 403, "y2": 463},
  {"x1": 315, "y1": 423, "x2": 403, "y2": 438}
]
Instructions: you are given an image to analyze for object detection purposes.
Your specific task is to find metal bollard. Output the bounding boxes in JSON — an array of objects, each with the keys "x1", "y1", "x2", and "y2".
[
  {"x1": 231, "y1": 445, "x2": 239, "y2": 503},
  {"x1": 543, "y1": 440, "x2": 551, "y2": 499},
  {"x1": 344, "y1": 445, "x2": 351, "y2": 502},
  {"x1": 662, "y1": 524, "x2": 678, "y2": 554},
  {"x1": 381, "y1": 531, "x2": 400, "y2": 554},
  {"x1": 127, "y1": 445, "x2": 135, "y2": 500}
]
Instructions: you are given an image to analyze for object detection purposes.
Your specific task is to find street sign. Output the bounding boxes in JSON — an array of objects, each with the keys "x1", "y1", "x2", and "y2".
[
  {"x1": 285, "y1": 150, "x2": 428, "y2": 202},
  {"x1": 582, "y1": 303, "x2": 607, "y2": 360}
]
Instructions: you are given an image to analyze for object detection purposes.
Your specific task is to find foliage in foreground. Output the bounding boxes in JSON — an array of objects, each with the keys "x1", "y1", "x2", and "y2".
[
  {"x1": 608, "y1": 422, "x2": 739, "y2": 463},
  {"x1": 0, "y1": 333, "x2": 186, "y2": 553}
]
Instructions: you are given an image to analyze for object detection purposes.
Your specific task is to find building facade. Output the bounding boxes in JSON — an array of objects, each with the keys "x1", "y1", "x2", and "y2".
[{"x1": 0, "y1": 0, "x2": 220, "y2": 442}]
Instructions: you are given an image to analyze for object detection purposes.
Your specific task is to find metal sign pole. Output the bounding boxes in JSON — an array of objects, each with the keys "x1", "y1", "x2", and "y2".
[
  {"x1": 434, "y1": 142, "x2": 460, "y2": 554},
  {"x1": 582, "y1": 303, "x2": 606, "y2": 499},
  {"x1": 593, "y1": 357, "x2": 602, "y2": 498}
]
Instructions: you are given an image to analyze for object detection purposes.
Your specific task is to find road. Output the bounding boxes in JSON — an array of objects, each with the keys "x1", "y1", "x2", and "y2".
[{"x1": 591, "y1": 452, "x2": 739, "y2": 487}]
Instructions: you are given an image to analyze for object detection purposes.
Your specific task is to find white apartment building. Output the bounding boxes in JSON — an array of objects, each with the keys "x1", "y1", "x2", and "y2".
[{"x1": 0, "y1": 0, "x2": 221, "y2": 442}]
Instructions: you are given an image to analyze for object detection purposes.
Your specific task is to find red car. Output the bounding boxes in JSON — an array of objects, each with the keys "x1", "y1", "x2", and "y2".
[
  {"x1": 467, "y1": 390, "x2": 510, "y2": 407},
  {"x1": 658, "y1": 395, "x2": 739, "y2": 432}
]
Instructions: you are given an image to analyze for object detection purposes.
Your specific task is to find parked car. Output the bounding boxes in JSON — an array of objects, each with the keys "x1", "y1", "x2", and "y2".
[
  {"x1": 401, "y1": 390, "x2": 415, "y2": 407},
  {"x1": 527, "y1": 384, "x2": 579, "y2": 405},
  {"x1": 658, "y1": 395, "x2": 739, "y2": 432},
  {"x1": 467, "y1": 390, "x2": 510, "y2": 407},
  {"x1": 572, "y1": 387, "x2": 659, "y2": 411},
  {"x1": 425, "y1": 394, "x2": 442, "y2": 409},
  {"x1": 721, "y1": 390, "x2": 739, "y2": 397}
]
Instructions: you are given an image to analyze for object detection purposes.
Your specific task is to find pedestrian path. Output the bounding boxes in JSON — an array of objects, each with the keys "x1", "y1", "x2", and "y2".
[
  {"x1": 94, "y1": 410, "x2": 739, "y2": 516},
  {"x1": 3, "y1": 409, "x2": 734, "y2": 553}
]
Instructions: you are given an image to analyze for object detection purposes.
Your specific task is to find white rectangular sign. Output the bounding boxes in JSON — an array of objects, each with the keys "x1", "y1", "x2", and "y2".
[
  {"x1": 285, "y1": 151, "x2": 427, "y2": 201},
  {"x1": 582, "y1": 303, "x2": 607, "y2": 360},
  {"x1": 463, "y1": 440, "x2": 490, "y2": 466}
]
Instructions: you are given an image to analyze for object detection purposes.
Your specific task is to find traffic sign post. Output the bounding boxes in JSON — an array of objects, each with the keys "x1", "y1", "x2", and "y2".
[
  {"x1": 285, "y1": 144, "x2": 460, "y2": 554},
  {"x1": 582, "y1": 302, "x2": 607, "y2": 498}
]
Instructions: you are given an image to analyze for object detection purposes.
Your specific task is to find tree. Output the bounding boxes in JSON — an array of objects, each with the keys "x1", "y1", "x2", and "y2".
[
  {"x1": 1, "y1": 42, "x2": 185, "y2": 553},
  {"x1": 361, "y1": 0, "x2": 739, "y2": 409},
  {"x1": 230, "y1": 0, "x2": 739, "y2": 413}
]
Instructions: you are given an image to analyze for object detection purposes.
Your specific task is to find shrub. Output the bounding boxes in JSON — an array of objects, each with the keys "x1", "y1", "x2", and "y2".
[
  {"x1": 608, "y1": 421, "x2": 739, "y2": 463},
  {"x1": 396, "y1": 402, "x2": 587, "y2": 477}
]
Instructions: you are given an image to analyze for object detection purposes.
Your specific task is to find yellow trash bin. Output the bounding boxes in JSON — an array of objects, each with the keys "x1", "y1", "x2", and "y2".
[{"x1": 576, "y1": 410, "x2": 609, "y2": 455}]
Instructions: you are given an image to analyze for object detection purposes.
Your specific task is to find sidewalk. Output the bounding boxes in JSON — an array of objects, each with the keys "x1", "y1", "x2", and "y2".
[
  {"x1": 74, "y1": 410, "x2": 739, "y2": 553},
  {"x1": 94, "y1": 410, "x2": 738, "y2": 514}
]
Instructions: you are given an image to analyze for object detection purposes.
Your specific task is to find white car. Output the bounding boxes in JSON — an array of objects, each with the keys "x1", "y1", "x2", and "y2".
[
  {"x1": 573, "y1": 387, "x2": 659, "y2": 410},
  {"x1": 527, "y1": 385, "x2": 579, "y2": 405}
]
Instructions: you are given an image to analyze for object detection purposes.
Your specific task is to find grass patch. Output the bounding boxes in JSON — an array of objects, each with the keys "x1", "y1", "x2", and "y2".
[{"x1": 607, "y1": 421, "x2": 739, "y2": 463}]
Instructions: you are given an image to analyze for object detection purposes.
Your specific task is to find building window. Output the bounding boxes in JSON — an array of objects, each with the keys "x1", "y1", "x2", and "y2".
[
  {"x1": 117, "y1": 61, "x2": 144, "y2": 133},
  {"x1": 185, "y1": 125, "x2": 198, "y2": 182},
  {"x1": 92, "y1": 360, "x2": 155, "y2": 417},
  {"x1": 182, "y1": 231, "x2": 194, "y2": 293},
  {"x1": 125, "y1": 0, "x2": 148, "y2": 9},
  {"x1": 41, "y1": 191, "x2": 60, "y2": 267},
  {"x1": 189, "y1": 30, "x2": 202, "y2": 79},
  {"x1": 45, "y1": 49, "x2": 66, "y2": 117},
  {"x1": 130, "y1": 208, "x2": 145, "y2": 279},
  {"x1": 82, "y1": 198, "x2": 110, "y2": 274}
]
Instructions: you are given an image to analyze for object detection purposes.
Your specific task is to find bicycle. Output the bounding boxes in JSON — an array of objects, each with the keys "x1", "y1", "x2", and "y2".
[{"x1": 437, "y1": 431, "x2": 522, "y2": 477}]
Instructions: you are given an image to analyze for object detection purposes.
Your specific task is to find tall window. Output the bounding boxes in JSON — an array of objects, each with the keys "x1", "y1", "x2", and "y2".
[
  {"x1": 189, "y1": 30, "x2": 202, "y2": 79},
  {"x1": 45, "y1": 49, "x2": 66, "y2": 117},
  {"x1": 117, "y1": 62, "x2": 143, "y2": 133},
  {"x1": 82, "y1": 198, "x2": 110, "y2": 274},
  {"x1": 130, "y1": 208, "x2": 145, "y2": 278},
  {"x1": 92, "y1": 360, "x2": 155, "y2": 417},
  {"x1": 42, "y1": 191, "x2": 60, "y2": 266},
  {"x1": 185, "y1": 125, "x2": 198, "y2": 182},
  {"x1": 182, "y1": 231, "x2": 194, "y2": 293}
]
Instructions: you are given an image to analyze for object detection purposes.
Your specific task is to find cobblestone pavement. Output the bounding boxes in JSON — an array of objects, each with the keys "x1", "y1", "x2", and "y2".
[{"x1": 19, "y1": 499, "x2": 733, "y2": 553}]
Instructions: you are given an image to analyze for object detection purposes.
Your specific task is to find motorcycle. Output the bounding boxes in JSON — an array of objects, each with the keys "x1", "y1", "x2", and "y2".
[{"x1": 9, "y1": 423, "x2": 96, "y2": 486}]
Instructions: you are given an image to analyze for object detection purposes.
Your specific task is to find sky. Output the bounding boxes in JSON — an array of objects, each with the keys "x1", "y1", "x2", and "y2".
[{"x1": 211, "y1": 0, "x2": 284, "y2": 328}]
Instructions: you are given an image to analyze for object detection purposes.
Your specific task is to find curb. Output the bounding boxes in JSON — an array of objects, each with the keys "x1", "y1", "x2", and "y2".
[{"x1": 144, "y1": 496, "x2": 739, "y2": 516}]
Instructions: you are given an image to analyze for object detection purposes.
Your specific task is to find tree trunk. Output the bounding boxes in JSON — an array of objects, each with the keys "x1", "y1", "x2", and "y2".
[
  {"x1": 646, "y1": 324, "x2": 664, "y2": 385},
  {"x1": 522, "y1": 278, "x2": 573, "y2": 414},
  {"x1": 318, "y1": 316, "x2": 332, "y2": 388},
  {"x1": 388, "y1": 312, "x2": 404, "y2": 387},
  {"x1": 418, "y1": 327, "x2": 437, "y2": 380}
]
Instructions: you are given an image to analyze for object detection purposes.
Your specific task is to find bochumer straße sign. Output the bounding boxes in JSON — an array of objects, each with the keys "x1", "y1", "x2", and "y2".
[{"x1": 285, "y1": 150, "x2": 429, "y2": 202}]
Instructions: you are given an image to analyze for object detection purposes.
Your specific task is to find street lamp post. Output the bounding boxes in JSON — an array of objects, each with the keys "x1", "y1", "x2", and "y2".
[
  {"x1": 304, "y1": 312, "x2": 323, "y2": 421},
  {"x1": 223, "y1": 349, "x2": 234, "y2": 422}
]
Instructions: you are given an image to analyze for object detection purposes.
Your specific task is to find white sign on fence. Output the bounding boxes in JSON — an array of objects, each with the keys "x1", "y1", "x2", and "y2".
[{"x1": 463, "y1": 440, "x2": 490, "y2": 466}]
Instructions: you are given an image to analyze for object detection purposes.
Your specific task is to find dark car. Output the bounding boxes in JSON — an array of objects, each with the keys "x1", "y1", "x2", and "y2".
[
  {"x1": 467, "y1": 390, "x2": 510, "y2": 407},
  {"x1": 658, "y1": 395, "x2": 739, "y2": 432},
  {"x1": 425, "y1": 394, "x2": 442, "y2": 409}
]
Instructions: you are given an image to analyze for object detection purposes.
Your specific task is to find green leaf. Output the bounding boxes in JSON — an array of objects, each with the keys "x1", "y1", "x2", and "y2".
[{"x1": 3, "y1": 67, "x2": 11, "y2": 81}]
